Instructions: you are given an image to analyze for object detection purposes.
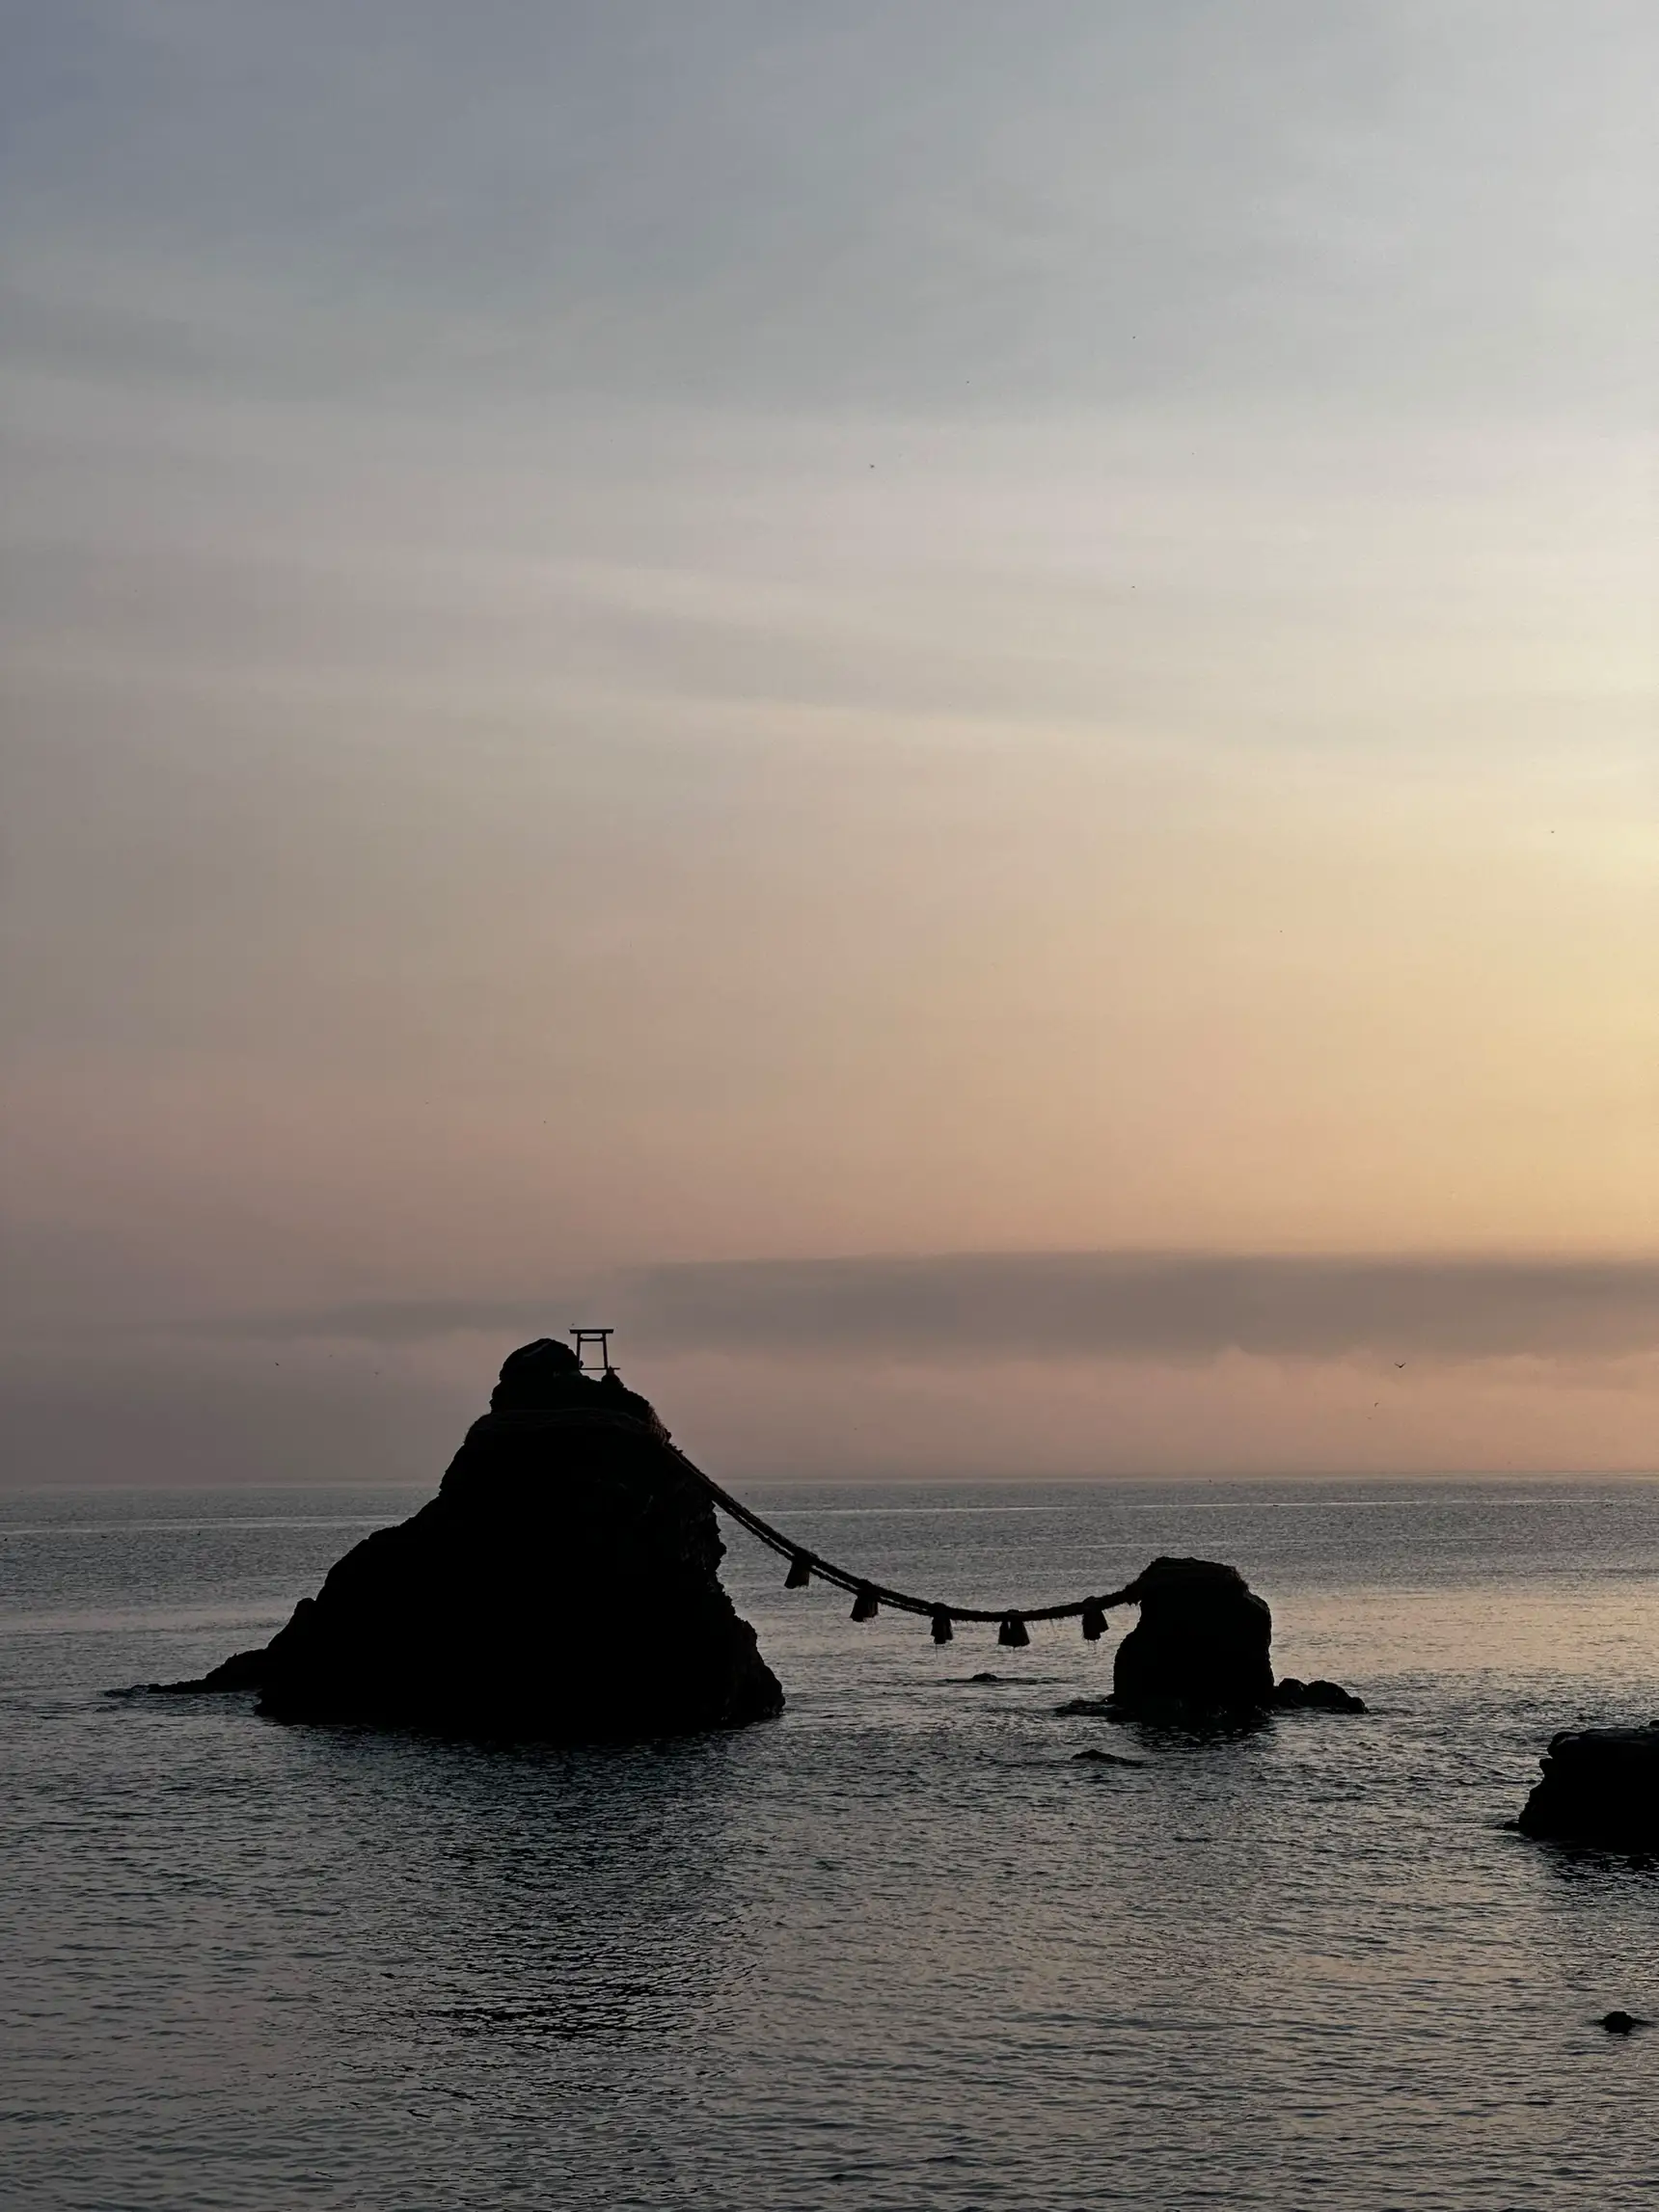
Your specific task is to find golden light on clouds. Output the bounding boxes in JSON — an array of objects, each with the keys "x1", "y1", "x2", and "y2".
[{"x1": 2, "y1": 8, "x2": 1654, "y2": 1479}]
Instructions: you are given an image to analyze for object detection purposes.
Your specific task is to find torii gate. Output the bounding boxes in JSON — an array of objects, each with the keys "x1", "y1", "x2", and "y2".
[{"x1": 568, "y1": 1327, "x2": 614, "y2": 1374}]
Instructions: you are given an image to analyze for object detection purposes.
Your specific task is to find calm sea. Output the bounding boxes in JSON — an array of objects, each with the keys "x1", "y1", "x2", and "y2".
[{"x1": 4, "y1": 1478, "x2": 1659, "y2": 2211}]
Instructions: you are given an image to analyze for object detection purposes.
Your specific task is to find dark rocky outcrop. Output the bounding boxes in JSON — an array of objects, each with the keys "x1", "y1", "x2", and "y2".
[
  {"x1": 167, "y1": 1340, "x2": 783, "y2": 1743},
  {"x1": 1105, "y1": 1556, "x2": 1362, "y2": 1721},
  {"x1": 1517, "y1": 1724, "x2": 1659, "y2": 1848},
  {"x1": 1274, "y1": 1676, "x2": 1368, "y2": 1714},
  {"x1": 1110, "y1": 1556, "x2": 1275, "y2": 1718}
]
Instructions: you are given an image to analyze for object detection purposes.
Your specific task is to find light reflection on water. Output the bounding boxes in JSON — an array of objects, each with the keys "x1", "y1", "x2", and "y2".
[{"x1": 2, "y1": 1480, "x2": 1658, "y2": 2210}]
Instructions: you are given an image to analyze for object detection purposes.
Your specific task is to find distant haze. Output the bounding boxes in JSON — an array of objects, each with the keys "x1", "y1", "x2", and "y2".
[{"x1": 2, "y1": 4, "x2": 1655, "y2": 1483}]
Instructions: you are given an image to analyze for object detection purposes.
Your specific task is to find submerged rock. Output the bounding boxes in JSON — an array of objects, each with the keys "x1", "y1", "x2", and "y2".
[
  {"x1": 169, "y1": 1340, "x2": 783, "y2": 1743},
  {"x1": 1517, "y1": 1725, "x2": 1659, "y2": 1848},
  {"x1": 1274, "y1": 1676, "x2": 1368, "y2": 1714}
]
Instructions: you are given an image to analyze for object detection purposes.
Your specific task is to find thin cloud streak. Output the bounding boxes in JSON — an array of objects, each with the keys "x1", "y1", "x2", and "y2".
[
  {"x1": 221, "y1": 1254, "x2": 1659, "y2": 1364},
  {"x1": 203, "y1": 1298, "x2": 575, "y2": 1346},
  {"x1": 627, "y1": 1253, "x2": 1659, "y2": 1364}
]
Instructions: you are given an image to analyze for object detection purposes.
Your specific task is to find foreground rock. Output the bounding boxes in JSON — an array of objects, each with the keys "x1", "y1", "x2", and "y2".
[
  {"x1": 167, "y1": 1339, "x2": 784, "y2": 1743},
  {"x1": 1107, "y1": 1556, "x2": 1364, "y2": 1720},
  {"x1": 1517, "y1": 1725, "x2": 1659, "y2": 1848}
]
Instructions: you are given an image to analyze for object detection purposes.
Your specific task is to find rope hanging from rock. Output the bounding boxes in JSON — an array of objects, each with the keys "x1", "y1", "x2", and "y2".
[{"x1": 666, "y1": 1438, "x2": 1132, "y2": 1642}]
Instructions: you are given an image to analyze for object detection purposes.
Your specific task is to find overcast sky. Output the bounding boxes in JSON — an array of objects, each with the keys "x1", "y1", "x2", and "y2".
[{"x1": 3, "y1": 2, "x2": 1655, "y2": 1482}]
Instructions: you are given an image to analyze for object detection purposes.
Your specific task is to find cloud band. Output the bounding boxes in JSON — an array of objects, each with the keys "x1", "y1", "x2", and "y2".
[{"x1": 226, "y1": 1252, "x2": 1659, "y2": 1364}]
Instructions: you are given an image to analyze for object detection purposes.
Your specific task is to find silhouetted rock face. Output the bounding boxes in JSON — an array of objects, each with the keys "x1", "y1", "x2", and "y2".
[
  {"x1": 1517, "y1": 1725, "x2": 1659, "y2": 1848},
  {"x1": 189, "y1": 1342, "x2": 784, "y2": 1742},
  {"x1": 1111, "y1": 1557, "x2": 1277, "y2": 1718}
]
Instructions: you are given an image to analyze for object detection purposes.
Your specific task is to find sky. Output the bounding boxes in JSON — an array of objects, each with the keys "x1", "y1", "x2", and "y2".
[{"x1": 2, "y1": 1, "x2": 1655, "y2": 1483}]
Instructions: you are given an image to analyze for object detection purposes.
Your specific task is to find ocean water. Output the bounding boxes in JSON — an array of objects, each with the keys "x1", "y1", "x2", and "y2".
[{"x1": 3, "y1": 1478, "x2": 1659, "y2": 2212}]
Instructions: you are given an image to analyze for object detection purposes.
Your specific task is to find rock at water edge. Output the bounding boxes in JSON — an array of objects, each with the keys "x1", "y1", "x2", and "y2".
[
  {"x1": 164, "y1": 1338, "x2": 783, "y2": 1744},
  {"x1": 1517, "y1": 1725, "x2": 1659, "y2": 1848}
]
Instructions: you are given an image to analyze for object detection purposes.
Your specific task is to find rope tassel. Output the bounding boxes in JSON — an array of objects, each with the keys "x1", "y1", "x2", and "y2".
[{"x1": 661, "y1": 1431, "x2": 1140, "y2": 1640}]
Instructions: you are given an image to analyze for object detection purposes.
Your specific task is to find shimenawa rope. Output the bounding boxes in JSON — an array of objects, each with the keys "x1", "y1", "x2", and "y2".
[{"x1": 664, "y1": 1438, "x2": 1130, "y2": 1648}]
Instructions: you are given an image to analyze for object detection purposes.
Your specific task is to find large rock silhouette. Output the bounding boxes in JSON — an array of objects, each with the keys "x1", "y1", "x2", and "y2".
[
  {"x1": 184, "y1": 1340, "x2": 783, "y2": 1742},
  {"x1": 1110, "y1": 1556, "x2": 1276, "y2": 1717},
  {"x1": 1517, "y1": 1725, "x2": 1659, "y2": 1848}
]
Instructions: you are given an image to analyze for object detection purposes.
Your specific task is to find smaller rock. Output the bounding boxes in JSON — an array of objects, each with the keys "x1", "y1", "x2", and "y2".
[
  {"x1": 1071, "y1": 1748, "x2": 1146, "y2": 1767},
  {"x1": 969, "y1": 1671, "x2": 1000, "y2": 1684},
  {"x1": 1111, "y1": 1556, "x2": 1274, "y2": 1717},
  {"x1": 1600, "y1": 2011, "x2": 1648, "y2": 2034},
  {"x1": 1275, "y1": 1676, "x2": 1367, "y2": 1714},
  {"x1": 1055, "y1": 1697, "x2": 1115, "y2": 1716}
]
